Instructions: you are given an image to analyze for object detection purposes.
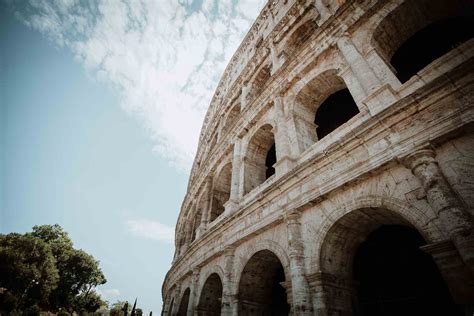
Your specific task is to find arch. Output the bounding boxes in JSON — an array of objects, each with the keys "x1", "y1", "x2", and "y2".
[
  {"x1": 243, "y1": 123, "x2": 277, "y2": 195},
  {"x1": 247, "y1": 64, "x2": 272, "y2": 104},
  {"x1": 237, "y1": 249, "x2": 290, "y2": 315},
  {"x1": 316, "y1": 202, "x2": 456, "y2": 315},
  {"x1": 285, "y1": 17, "x2": 318, "y2": 57},
  {"x1": 210, "y1": 162, "x2": 232, "y2": 221},
  {"x1": 235, "y1": 239, "x2": 291, "y2": 288},
  {"x1": 199, "y1": 264, "x2": 226, "y2": 292},
  {"x1": 196, "y1": 273, "x2": 223, "y2": 316},
  {"x1": 222, "y1": 102, "x2": 241, "y2": 135},
  {"x1": 353, "y1": 225, "x2": 460, "y2": 315},
  {"x1": 314, "y1": 196, "x2": 444, "y2": 259},
  {"x1": 191, "y1": 194, "x2": 206, "y2": 242},
  {"x1": 177, "y1": 288, "x2": 190, "y2": 316},
  {"x1": 292, "y1": 69, "x2": 359, "y2": 151},
  {"x1": 371, "y1": 0, "x2": 474, "y2": 83}
]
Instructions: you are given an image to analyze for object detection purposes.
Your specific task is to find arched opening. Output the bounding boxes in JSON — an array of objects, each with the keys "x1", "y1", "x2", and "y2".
[
  {"x1": 238, "y1": 250, "x2": 290, "y2": 315},
  {"x1": 265, "y1": 143, "x2": 276, "y2": 179},
  {"x1": 177, "y1": 288, "x2": 190, "y2": 316},
  {"x1": 353, "y1": 225, "x2": 461, "y2": 316},
  {"x1": 319, "y1": 208, "x2": 460, "y2": 316},
  {"x1": 196, "y1": 273, "x2": 223, "y2": 316},
  {"x1": 248, "y1": 65, "x2": 271, "y2": 104},
  {"x1": 222, "y1": 102, "x2": 241, "y2": 135},
  {"x1": 391, "y1": 17, "x2": 473, "y2": 83},
  {"x1": 286, "y1": 18, "x2": 318, "y2": 56},
  {"x1": 372, "y1": 0, "x2": 474, "y2": 83},
  {"x1": 244, "y1": 124, "x2": 276, "y2": 195},
  {"x1": 293, "y1": 71, "x2": 359, "y2": 151},
  {"x1": 191, "y1": 207, "x2": 203, "y2": 242},
  {"x1": 210, "y1": 163, "x2": 232, "y2": 221},
  {"x1": 314, "y1": 88, "x2": 359, "y2": 140}
]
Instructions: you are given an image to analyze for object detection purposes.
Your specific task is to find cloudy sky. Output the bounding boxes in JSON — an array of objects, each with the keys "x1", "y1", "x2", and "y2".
[{"x1": 1, "y1": 0, "x2": 265, "y2": 313}]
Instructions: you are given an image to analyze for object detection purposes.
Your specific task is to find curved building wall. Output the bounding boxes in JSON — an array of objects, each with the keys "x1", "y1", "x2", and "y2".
[{"x1": 163, "y1": 0, "x2": 474, "y2": 315}]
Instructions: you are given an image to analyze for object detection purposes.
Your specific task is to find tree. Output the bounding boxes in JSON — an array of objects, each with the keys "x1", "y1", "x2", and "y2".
[
  {"x1": 110, "y1": 301, "x2": 131, "y2": 316},
  {"x1": 0, "y1": 233, "x2": 59, "y2": 312},
  {"x1": 73, "y1": 290, "x2": 108, "y2": 313},
  {"x1": 0, "y1": 224, "x2": 107, "y2": 313},
  {"x1": 31, "y1": 225, "x2": 107, "y2": 312}
]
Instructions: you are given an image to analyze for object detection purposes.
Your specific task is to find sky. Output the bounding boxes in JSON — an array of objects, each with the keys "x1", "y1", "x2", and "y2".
[{"x1": 0, "y1": 0, "x2": 265, "y2": 313}]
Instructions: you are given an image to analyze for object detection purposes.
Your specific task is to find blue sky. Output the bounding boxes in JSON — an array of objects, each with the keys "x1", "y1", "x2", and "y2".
[{"x1": 1, "y1": 0, "x2": 264, "y2": 313}]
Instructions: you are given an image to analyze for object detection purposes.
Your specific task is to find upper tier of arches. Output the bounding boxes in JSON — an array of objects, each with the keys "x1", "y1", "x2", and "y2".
[{"x1": 174, "y1": 0, "x2": 474, "y2": 258}]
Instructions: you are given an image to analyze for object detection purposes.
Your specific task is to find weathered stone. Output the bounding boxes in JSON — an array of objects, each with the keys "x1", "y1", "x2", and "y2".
[{"x1": 164, "y1": 0, "x2": 474, "y2": 315}]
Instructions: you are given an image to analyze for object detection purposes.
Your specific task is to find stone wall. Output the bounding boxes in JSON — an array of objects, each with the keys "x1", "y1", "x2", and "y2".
[{"x1": 163, "y1": 0, "x2": 474, "y2": 315}]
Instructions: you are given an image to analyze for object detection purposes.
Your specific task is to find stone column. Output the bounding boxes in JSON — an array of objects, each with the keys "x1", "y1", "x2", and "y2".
[
  {"x1": 285, "y1": 210, "x2": 313, "y2": 315},
  {"x1": 337, "y1": 33, "x2": 399, "y2": 116},
  {"x1": 337, "y1": 34, "x2": 380, "y2": 95},
  {"x1": 221, "y1": 246, "x2": 238, "y2": 316},
  {"x1": 226, "y1": 139, "x2": 242, "y2": 215},
  {"x1": 187, "y1": 270, "x2": 200, "y2": 316},
  {"x1": 273, "y1": 96, "x2": 297, "y2": 176},
  {"x1": 404, "y1": 149, "x2": 474, "y2": 271},
  {"x1": 185, "y1": 211, "x2": 194, "y2": 245},
  {"x1": 203, "y1": 176, "x2": 213, "y2": 225},
  {"x1": 365, "y1": 47, "x2": 401, "y2": 89},
  {"x1": 171, "y1": 285, "x2": 181, "y2": 316}
]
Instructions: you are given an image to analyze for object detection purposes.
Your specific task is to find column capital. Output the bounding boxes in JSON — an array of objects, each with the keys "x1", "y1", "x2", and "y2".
[
  {"x1": 402, "y1": 148, "x2": 436, "y2": 171},
  {"x1": 284, "y1": 209, "x2": 302, "y2": 225}
]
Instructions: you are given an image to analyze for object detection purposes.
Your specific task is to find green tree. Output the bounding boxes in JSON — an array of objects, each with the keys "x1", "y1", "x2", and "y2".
[
  {"x1": 31, "y1": 225, "x2": 107, "y2": 312},
  {"x1": 0, "y1": 233, "x2": 59, "y2": 312},
  {"x1": 0, "y1": 224, "x2": 107, "y2": 313},
  {"x1": 73, "y1": 290, "x2": 108, "y2": 313},
  {"x1": 110, "y1": 301, "x2": 131, "y2": 316}
]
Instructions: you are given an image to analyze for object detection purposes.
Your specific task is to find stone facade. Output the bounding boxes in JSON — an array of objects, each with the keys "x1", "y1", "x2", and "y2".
[{"x1": 162, "y1": 0, "x2": 474, "y2": 315}]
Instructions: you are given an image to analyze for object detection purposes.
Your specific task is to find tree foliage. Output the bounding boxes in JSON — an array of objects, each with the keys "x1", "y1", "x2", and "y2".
[{"x1": 0, "y1": 224, "x2": 107, "y2": 313}]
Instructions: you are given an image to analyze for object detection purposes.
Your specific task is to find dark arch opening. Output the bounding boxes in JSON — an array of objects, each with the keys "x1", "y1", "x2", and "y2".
[
  {"x1": 238, "y1": 250, "x2": 290, "y2": 315},
  {"x1": 314, "y1": 88, "x2": 359, "y2": 140},
  {"x1": 391, "y1": 16, "x2": 474, "y2": 83},
  {"x1": 177, "y1": 288, "x2": 190, "y2": 316},
  {"x1": 244, "y1": 124, "x2": 276, "y2": 194},
  {"x1": 196, "y1": 273, "x2": 223, "y2": 316},
  {"x1": 265, "y1": 143, "x2": 276, "y2": 179},
  {"x1": 353, "y1": 225, "x2": 461, "y2": 316},
  {"x1": 210, "y1": 163, "x2": 232, "y2": 221}
]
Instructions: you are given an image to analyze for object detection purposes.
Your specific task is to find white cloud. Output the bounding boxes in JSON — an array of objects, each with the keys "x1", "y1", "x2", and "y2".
[
  {"x1": 97, "y1": 288, "x2": 121, "y2": 299},
  {"x1": 14, "y1": 0, "x2": 266, "y2": 171},
  {"x1": 126, "y1": 219, "x2": 175, "y2": 244},
  {"x1": 94, "y1": 289, "x2": 120, "y2": 301}
]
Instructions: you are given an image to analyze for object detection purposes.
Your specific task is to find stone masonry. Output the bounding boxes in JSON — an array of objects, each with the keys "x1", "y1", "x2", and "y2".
[{"x1": 162, "y1": 0, "x2": 474, "y2": 315}]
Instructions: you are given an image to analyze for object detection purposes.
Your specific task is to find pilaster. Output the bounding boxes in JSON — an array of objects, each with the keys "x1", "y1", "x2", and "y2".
[
  {"x1": 221, "y1": 246, "x2": 238, "y2": 316},
  {"x1": 285, "y1": 210, "x2": 313, "y2": 315},
  {"x1": 403, "y1": 149, "x2": 474, "y2": 272},
  {"x1": 187, "y1": 269, "x2": 200, "y2": 316},
  {"x1": 337, "y1": 33, "x2": 397, "y2": 116},
  {"x1": 226, "y1": 139, "x2": 242, "y2": 216},
  {"x1": 273, "y1": 96, "x2": 297, "y2": 177}
]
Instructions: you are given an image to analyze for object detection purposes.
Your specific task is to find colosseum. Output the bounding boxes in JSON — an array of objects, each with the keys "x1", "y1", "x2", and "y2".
[{"x1": 162, "y1": 0, "x2": 474, "y2": 315}]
